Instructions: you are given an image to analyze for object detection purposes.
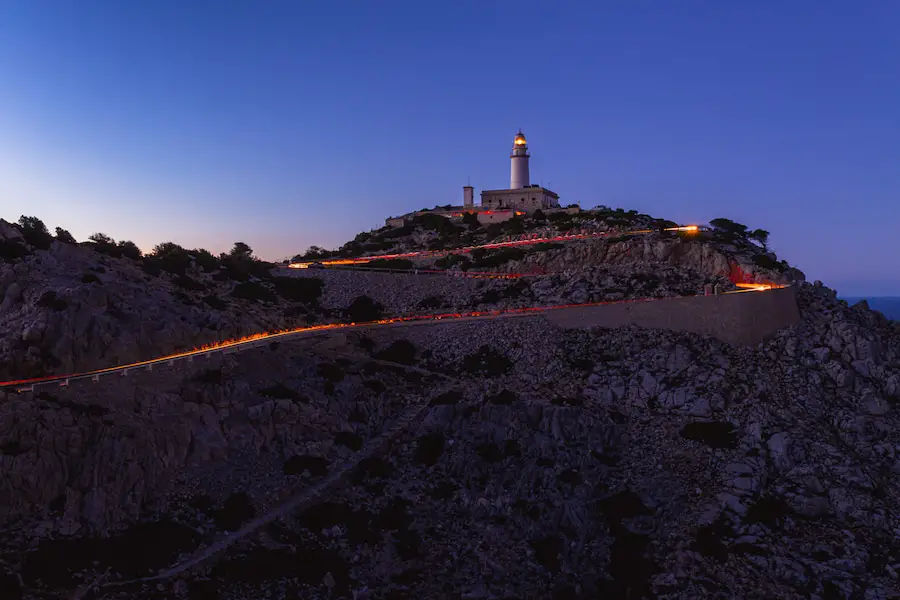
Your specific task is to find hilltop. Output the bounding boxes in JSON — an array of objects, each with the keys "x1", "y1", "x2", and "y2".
[{"x1": 293, "y1": 208, "x2": 804, "y2": 286}]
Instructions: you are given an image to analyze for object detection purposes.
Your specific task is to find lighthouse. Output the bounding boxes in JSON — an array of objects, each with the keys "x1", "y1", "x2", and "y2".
[
  {"x1": 481, "y1": 130, "x2": 560, "y2": 213},
  {"x1": 510, "y1": 130, "x2": 530, "y2": 189}
]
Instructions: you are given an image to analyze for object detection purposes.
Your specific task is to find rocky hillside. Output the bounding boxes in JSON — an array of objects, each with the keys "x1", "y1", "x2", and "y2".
[
  {"x1": 0, "y1": 283, "x2": 898, "y2": 599},
  {"x1": 0, "y1": 214, "x2": 739, "y2": 382},
  {"x1": 0, "y1": 219, "x2": 322, "y2": 380}
]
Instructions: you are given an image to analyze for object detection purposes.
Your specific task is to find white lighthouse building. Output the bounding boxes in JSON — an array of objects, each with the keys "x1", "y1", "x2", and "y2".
[
  {"x1": 384, "y1": 129, "x2": 569, "y2": 229},
  {"x1": 481, "y1": 130, "x2": 560, "y2": 213},
  {"x1": 510, "y1": 130, "x2": 530, "y2": 189}
]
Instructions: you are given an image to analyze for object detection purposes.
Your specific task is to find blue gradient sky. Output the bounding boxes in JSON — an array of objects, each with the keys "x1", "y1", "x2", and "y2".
[{"x1": 1, "y1": 1, "x2": 898, "y2": 295}]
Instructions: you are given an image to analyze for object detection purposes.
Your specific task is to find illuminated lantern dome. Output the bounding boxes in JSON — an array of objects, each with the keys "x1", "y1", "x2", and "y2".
[{"x1": 510, "y1": 130, "x2": 530, "y2": 189}]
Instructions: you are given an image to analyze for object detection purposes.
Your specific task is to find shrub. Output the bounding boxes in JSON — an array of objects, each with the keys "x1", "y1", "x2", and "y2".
[
  {"x1": 54, "y1": 227, "x2": 77, "y2": 244},
  {"x1": 471, "y1": 248, "x2": 526, "y2": 269},
  {"x1": 709, "y1": 218, "x2": 748, "y2": 236},
  {"x1": 487, "y1": 389, "x2": 518, "y2": 405},
  {"x1": 260, "y1": 383, "x2": 308, "y2": 403},
  {"x1": 334, "y1": 431, "x2": 363, "y2": 451},
  {"x1": 36, "y1": 291, "x2": 68, "y2": 311},
  {"x1": 196, "y1": 369, "x2": 223, "y2": 384},
  {"x1": 142, "y1": 259, "x2": 162, "y2": 277},
  {"x1": 81, "y1": 273, "x2": 100, "y2": 284},
  {"x1": 88, "y1": 233, "x2": 120, "y2": 257},
  {"x1": 0, "y1": 239, "x2": 29, "y2": 262},
  {"x1": 375, "y1": 339, "x2": 417, "y2": 365},
  {"x1": 380, "y1": 225, "x2": 415, "y2": 239},
  {"x1": 411, "y1": 213, "x2": 457, "y2": 234},
  {"x1": 365, "y1": 258, "x2": 414, "y2": 270},
  {"x1": 346, "y1": 295, "x2": 383, "y2": 322},
  {"x1": 231, "y1": 282, "x2": 276, "y2": 302},
  {"x1": 213, "y1": 492, "x2": 255, "y2": 532},
  {"x1": 202, "y1": 294, "x2": 226, "y2": 310},
  {"x1": 272, "y1": 276, "x2": 323, "y2": 304},
  {"x1": 532, "y1": 242, "x2": 563, "y2": 252},
  {"x1": 531, "y1": 209, "x2": 546, "y2": 222},
  {"x1": 434, "y1": 254, "x2": 470, "y2": 270},
  {"x1": 117, "y1": 240, "x2": 142, "y2": 260},
  {"x1": 461, "y1": 345, "x2": 512, "y2": 376},
  {"x1": 174, "y1": 275, "x2": 205, "y2": 291},
  {"x1": 191, "y1": 249, "x2": 220, "y2": 272},
  {"x1": 430, "y1": 390, "x2": 461, "y2": 406},
  {"x1": 17, "y1": 216, "x2": 52, "y2": 249},
  {"x1": 417, "y1": 296, "x2": 445, "y2": 310},
  {"x1": 318, "y1": 362, "x2": 345, "y2": 382},
  {"x1": 462, "y1": 212, "x2": 480, "y2": 228},
  {"x1": 752, "y1": 254, "x2": 782, "y2": 271},
  {"x1": 150, "y1": 242, "x2": 191, "y2": 275}
]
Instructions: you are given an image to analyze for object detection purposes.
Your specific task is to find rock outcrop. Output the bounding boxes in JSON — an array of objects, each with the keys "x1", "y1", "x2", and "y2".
[{"x1": 497, "y1": 233, "x2": 806, "y2": 286}]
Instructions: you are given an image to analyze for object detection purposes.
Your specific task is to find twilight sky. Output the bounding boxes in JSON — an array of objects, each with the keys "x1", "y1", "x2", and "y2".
[{"x1": 0, "y1": 1, "x2": 898, "y2": 295}]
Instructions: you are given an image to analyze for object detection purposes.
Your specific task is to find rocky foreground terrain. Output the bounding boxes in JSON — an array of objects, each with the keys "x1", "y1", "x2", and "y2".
[{"x1": 2, "y1": 214, "x2": 898, "y2": 599}]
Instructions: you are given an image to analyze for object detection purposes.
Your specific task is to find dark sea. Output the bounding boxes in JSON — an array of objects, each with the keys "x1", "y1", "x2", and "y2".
[{"x1": 841, "y1": 297, "x2": 900, "y2": 321}]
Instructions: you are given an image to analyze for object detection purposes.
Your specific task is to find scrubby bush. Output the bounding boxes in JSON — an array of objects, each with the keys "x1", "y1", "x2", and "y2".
[
  {"x1": 434, "y1": 254, "x2": 470, "y2": 270},
  {"x1": 365, "y1": 258, "x2": 414, "y2": 270},
  {"x1": 471, "y1": 247, "x2": 526, "y2": 269},
  {"x1": 196, "y1": 369, "x2": 223, "y2": 384},
  {"x1": 202, "y1": 294, "x2": 226, "y2": 310},
  {"x1": 17, "y1": 216, "x2": 53, "y2": 249},
  {"x1": 411, "y1": 213, "x2": 458, "y2": 235},
  {"x1": 375, "y1": 339, "x2": 417, "y2": 365},
  {"x1": 54, "y1": 227, "x2": 77, "y2": 244},
  {"x1": 417, "y1": 295, "x2": 445, "y2": 310},
  {"x1": 88, "y1": 233, "x2": 120, "y2": 257},
  {"x1": 461, "y1": 345, "x2": 512, "y2": 376},
  {"x1": 191, "y1": 248, "x2": 220, "y2": 272},
  {"x1": 748, "y1": 229, "x2": 770, "y2": 248},
  {"x1": 318, "y1": 362, "x2": 345, "y2": 382},
  {"x1": 219, "y1": 241, "x2": 258, "y2": 281},
  {"x1": 0, "y1": 240, "x2": 29, "y2": 261},
  {"x1": 501, "y1": 217, "x2": 525, "y2": 235},
  {"x1": 752, "y1": 254, "x2": 784, "y2": 271},
  {"x1": 174, "y1": 275, "x2": 205, "y2": 291},
  {"x1": 346, "y1": 295, "x2": 383, "y2": 322},
  {"x1": 142, "y1": 260, "x2": 162, "y2": 277},
  {"x1": 260, "y1": 383, "x2": 308, "y2": 403},
  {"x1": 150, "y1": 242, "x2": 191, "y2": 275},
  {"x1": 117, "y1": 240, "x2": 142, "y2": 260},
  {"x1": 231, "y1": 282, "x2": 276, "y2": 302},
  {"x1": 272, "y1": 276, "x2": 323, "y2": 304},
  {"x1": 36, "y1": 291, "x2": 68, "y2": 311},
  {"x1": 462, "y1": 212, "x2": 480, "y2": 228}
]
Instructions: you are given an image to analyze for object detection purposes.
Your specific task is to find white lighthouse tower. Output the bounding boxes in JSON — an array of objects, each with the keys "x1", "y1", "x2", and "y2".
[{"x1": 510, "y1": 130, "x2": 530, "y2": 189}]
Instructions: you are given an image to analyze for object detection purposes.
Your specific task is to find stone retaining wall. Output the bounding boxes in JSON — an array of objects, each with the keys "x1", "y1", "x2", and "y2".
[{"x1": 544, "y1": 286, "x2": 800, "y2": 346}]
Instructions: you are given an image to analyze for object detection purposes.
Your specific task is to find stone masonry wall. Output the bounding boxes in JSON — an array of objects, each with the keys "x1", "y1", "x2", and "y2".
[{"x1": 544, "y1": 286, "x2": 800, "y2": 346}]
